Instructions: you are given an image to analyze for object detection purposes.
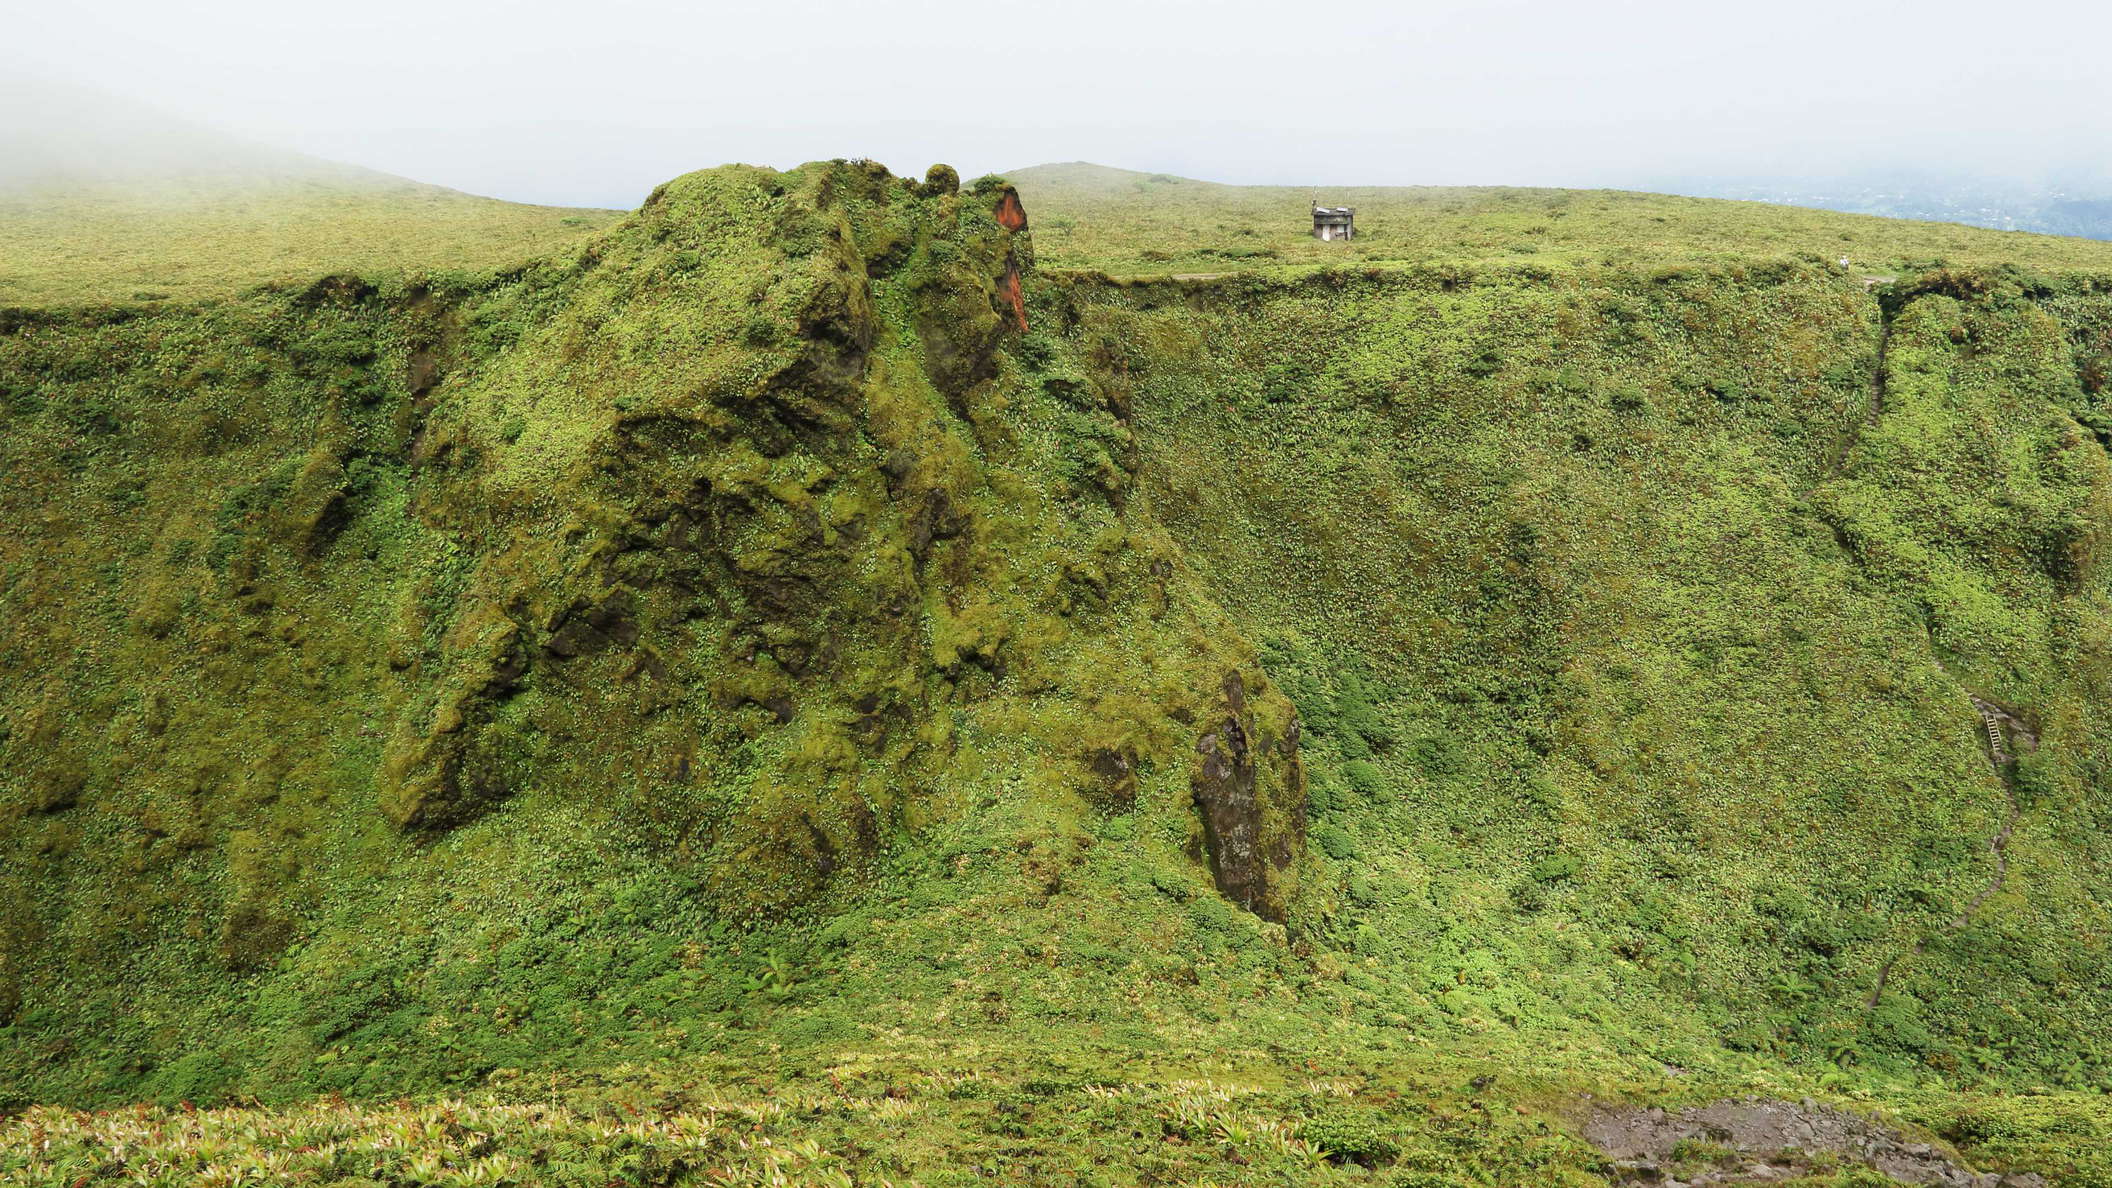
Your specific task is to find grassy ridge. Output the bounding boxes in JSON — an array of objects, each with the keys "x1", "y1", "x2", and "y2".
[{"x1": 1011, "y1": 161, "x2": 2112, "y2": 277}]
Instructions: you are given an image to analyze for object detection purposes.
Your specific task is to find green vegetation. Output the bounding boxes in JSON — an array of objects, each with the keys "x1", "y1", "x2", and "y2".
[
  {"x1": 9, "y1": 158, "x2": 2112, "y2": 1183},
  {"x1": 0, "y1": 1068, "x2": 1618, "y2": 1187},
  {"x1": 1012, "y1": 161, "x2": 2112, "y2": 277},
  {"x1": 0, "y1": 170, "x2": 620, "y2": 306}
]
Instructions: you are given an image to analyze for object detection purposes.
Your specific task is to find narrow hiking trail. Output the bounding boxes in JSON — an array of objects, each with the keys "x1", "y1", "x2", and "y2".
[
  {"x1": 1822, "y1": 293, "x2": 1896, "y2": 481},
  {"x1": 1810, "y1": 282, "x2": 2031, "y2": 1012},
  {"x1": 1864, "y1": 692, "x2": 2028, "y2": 1008}
]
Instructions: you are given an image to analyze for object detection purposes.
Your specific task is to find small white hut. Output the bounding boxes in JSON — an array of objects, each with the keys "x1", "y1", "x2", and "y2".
[{"x1": 1312, "y1": 204, "x2": 1355, "y2": 241}]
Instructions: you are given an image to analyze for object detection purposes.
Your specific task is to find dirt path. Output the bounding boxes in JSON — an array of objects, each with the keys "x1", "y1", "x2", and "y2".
[
  {"x1": 1821, "y1": 295, "x2": 1895, "y2": 480},
  {"x1": 1585, "y1": 1097, "x2": 2044, "y2": 1186}
]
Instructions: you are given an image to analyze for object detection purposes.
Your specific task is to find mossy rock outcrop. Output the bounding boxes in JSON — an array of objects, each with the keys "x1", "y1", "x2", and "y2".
[{"x1": 0, "y1": 160, "x2": 1306, "y2": 1102}]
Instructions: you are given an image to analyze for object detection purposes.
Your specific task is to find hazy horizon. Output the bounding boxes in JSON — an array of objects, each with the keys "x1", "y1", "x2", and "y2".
[{"x1": 8, "y1": 0, "x2": 2109, "y2": 212}]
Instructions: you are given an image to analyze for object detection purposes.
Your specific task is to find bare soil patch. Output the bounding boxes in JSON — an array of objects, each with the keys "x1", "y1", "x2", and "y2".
[{"x1": 1583, "y1": 1098, "x2": 2046, "y2": 1186}]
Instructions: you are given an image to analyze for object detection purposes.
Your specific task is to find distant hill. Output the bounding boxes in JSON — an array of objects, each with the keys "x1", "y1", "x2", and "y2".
[
  {"x1": 0, "y1": 77, "x2": 622, "y2": 305},
  {"x1": 1670, "y1": 174, "x2": 2112, "y2": 243},
  {"x1": 2043, "y1": 199, "x2": 2112, "y2": 240},
  {"x1": 1006, "y1": 161, "x2": 2112, "y2": 276}
]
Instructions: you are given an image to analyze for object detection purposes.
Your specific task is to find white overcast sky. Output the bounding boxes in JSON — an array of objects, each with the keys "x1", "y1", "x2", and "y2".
[{"x1": 5, "y1": 0, "x2": 2109, "y2": 208}]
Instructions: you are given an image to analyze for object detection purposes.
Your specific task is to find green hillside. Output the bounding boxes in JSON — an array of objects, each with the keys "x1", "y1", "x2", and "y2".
[
  {"x1": 8, "y1": 159, "x2": 2112, "y2": 1185},
  {"x1": 0, "y1": 168, "x2": 621, "y2": 307},
  {"x1": 0, "y1": 78, "x2": 622, "y2": 308}
]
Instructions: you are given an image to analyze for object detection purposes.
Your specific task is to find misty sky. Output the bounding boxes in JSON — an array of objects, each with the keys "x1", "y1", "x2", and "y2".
[{"x1": 7, "y1": 0, "x2": 2110, "y2": 209}]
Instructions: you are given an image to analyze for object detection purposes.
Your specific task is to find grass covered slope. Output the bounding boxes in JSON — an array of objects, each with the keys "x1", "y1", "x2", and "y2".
[
  {"x1": 0, "y1": 77, "x2": 622, "y2": 307},
  {"x1": 0, "y1": 159, "x2": 1307, "y2": 1106},
  {"x1": 12, "y1": 158, "x2": 2112, "y2": 1184},
  {"x1": 0, "y1": 169, "x2": 620, "y2": 307},
  {"x1": 1066, "y1": 260, "x2": 2112, "y2": 1082},
  {"x1": 1011, "y1": 161, "x2": 2112, "y2": 277}
]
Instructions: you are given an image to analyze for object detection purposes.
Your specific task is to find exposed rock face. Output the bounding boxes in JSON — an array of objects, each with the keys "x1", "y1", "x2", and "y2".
[
  {"x1": 1000, "y1": 258, "x2": 1029, "y2": 332},
  {"x1": 994, "y1": 189, "x2": 1028, "y2": 232},
  {"x1": 1192, "y1": 670, "x2": 1304, "y2": 921}
]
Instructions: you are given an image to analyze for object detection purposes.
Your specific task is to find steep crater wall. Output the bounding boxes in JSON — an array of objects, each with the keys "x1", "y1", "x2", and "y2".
[{"x1": 0, "y1": 161, "x2": 1305, "y2": 1102}]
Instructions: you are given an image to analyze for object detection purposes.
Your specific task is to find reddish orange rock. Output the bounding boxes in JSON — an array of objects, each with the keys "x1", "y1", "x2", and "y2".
[{"x1": 994, "y1": 188, "x2": 1027, "y2": 231}]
